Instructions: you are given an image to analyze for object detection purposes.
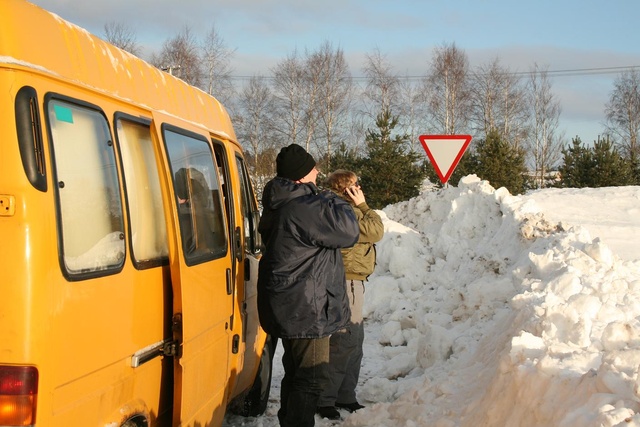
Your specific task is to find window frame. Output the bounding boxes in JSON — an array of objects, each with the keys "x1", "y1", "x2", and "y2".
[
  {"x1": 44, "y1": 93, "x2": 126, "y2": 281},
  {"x1": 162, "y1": 124, "x2": 228, "y2": 266},
  {"x1": 113, "y1": 112, "x2": 169, "y2": 270}
]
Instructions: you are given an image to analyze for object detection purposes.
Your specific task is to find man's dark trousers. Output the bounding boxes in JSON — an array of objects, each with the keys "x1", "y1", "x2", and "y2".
[{"x1": 278, "y1": 336, "x2": 330, "y2": 427}]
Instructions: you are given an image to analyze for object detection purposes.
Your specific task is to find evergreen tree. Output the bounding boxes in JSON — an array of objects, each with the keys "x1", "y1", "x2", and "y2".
[
  {"x1": 629, "y1": 154, "x2": 640, "y2": 185},
  {"x1": 627, "y1": 151, "x2": 640, "y2": 184},
  {"x1": 359, "y1": 109, "x2": 427, "y2": 209},
  {"x1": 591, "y1": 137, "x2": 635, "y2": 186},
  {"x1": 474, "y1": 130, "x2": 528, "y2": 194},
  {"x1": 423, "y1": 158, "x2": 441, "y2": 187},
  {"x1": 328, "y1": 142, "x2": 360, "y2": 175},
  {"x1": 559, "y1": 136, "x2": 634, "y2": 187},
  {"x1": 558, "y1": 136, "x2": 593, "y2": 187}
]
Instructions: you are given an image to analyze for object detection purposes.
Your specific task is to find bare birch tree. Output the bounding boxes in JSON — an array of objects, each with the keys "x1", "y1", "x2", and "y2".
[
  {"x1": 423, "y1": 42, "x2": 471, "y2": 135},
  {"x1": 271, "y1": 43, "x2": 352, "y2": 162},
  {"x1": 528, "y1": 63, "x2": 563, "y2": 187},
  {"x1": 468, "y1": 58, "x2": 529, "y2": 148},
  {"x1": 103, "y1": 21, "x2": 141, "y2": 57},
  {"x1": 397, "y1": 75, "x2": 429, "y2": 149},
  {"x1": 361, "y1": 48, "x2": 400, "y2": 120},
  {"x1": 299, "y1": 49, "x2": 322, "y2": 153},
  {"x1": 200, "y1": 24, "x2": 236, "y2": 106},
  {"x1": 152, "y1": 26, "x2": 202, "y2": 87},
  {"x1": 235, "y1": 76, "x2": 277, "y2": 182},
  {"x1": 605, "y1": 69, "x2": 640, "y2": 158},
  {"x1": 306, "y1": 41, "x2": 352, "y2": 167},
  {"x1": 361, "y1": 50, "x2": 427, "y2": 150},
  {"x1": 271, "y1": 50, "x2": 308, "y2": 149}
]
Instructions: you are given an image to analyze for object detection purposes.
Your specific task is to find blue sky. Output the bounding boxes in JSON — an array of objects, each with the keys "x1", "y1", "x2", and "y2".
[{"x1": 28, "y1": 0, "x2": 640, "y2": 145}]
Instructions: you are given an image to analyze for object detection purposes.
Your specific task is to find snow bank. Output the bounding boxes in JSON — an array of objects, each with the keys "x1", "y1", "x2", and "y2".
[{"x1": 346, "y1": 175, "x2": 640, "y2": 427}]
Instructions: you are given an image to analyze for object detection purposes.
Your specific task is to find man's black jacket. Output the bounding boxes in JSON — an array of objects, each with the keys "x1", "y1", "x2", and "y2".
[{"x1": 257, "y1": 177, "x2": 359, "y2": 339}]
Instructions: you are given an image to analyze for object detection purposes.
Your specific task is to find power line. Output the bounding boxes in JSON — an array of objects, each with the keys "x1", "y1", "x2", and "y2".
[
  {"x1": 228, "y1": 65, "x2": 640, "y2": 82},
  {"x1": 509, "y1": 65, "x2": 640, "y2": 78}
]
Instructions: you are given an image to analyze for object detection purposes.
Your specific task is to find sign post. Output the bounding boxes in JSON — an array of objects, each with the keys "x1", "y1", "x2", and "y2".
[{"x1": 418, "y1": 135, "x2": 472, "y2": 185}]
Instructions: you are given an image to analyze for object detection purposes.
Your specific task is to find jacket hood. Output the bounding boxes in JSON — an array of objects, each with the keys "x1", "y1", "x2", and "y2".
[{"x1": 262, "y1": 177, "x2": 318, "y2": 210}]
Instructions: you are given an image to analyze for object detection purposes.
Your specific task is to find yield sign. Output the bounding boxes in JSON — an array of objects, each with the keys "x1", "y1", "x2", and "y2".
[{"x1": 419, "y1": 134, "x2": 472, "y2": 185}]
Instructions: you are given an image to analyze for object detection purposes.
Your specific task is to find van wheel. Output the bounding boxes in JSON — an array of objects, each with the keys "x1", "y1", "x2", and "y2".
[
  {"x1": 239, "y1": 336, "x2": 274, "y2": 417},
  {"x1": 121, "y1": 414, "x2": 148, "y2": 427}
]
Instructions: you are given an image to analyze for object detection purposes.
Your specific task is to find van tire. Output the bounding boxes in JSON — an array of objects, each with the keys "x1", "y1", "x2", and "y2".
[
  {"x1": 238, "y1": 336, "x2": 275, "y2": 417},
  {"x1": 120, "y1": 414, "x2": 148, "y2": 427}
]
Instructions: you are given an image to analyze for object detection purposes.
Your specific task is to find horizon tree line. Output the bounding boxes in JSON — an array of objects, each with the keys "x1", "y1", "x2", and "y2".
[{"x1": 103, "y1": 21, "x2": 640, "y2": 197}]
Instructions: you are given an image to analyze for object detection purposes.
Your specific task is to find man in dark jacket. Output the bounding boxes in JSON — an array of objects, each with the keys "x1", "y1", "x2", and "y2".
[{"x1": 258, "y1": 144, "x2": 360, "y2": 427}]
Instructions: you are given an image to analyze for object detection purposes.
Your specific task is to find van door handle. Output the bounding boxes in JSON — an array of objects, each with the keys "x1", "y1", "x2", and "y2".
[
  {"x1": 131, "y1": 339, "x2": 167, "y2": 367},
  {"x1": 234, "y1": 226, "x2": 242, "y2": 262}
]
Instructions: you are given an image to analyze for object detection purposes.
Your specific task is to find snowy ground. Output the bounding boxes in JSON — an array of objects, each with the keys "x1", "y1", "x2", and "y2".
[{"x1": 223, "y1": 176, "x2": 640, "y2": 427}]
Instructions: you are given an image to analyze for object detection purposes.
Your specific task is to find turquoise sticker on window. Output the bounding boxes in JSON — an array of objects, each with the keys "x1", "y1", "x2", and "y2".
[{"x1": 54, "y1": 105, "x2": 74, "y2": 123}]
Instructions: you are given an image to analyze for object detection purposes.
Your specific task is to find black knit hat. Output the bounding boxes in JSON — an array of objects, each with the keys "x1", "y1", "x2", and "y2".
[{"x1": 276, "y1": 144, "x2": 316, "y2": 181}]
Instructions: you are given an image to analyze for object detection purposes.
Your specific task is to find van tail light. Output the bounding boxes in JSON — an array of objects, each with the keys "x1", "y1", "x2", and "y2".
[{"x1": 0, "y1": 366, "x2": 38, "y2": 426}]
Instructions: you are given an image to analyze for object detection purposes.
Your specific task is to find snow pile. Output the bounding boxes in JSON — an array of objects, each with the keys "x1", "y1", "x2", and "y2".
[{"x1": 346, "y1": 175, "x2": 640, "y2": 427}]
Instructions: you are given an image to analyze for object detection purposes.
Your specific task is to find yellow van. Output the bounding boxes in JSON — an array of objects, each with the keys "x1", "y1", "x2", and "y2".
[{"x1": 0, "y1": 1, "x2": 273, "y2": 425}]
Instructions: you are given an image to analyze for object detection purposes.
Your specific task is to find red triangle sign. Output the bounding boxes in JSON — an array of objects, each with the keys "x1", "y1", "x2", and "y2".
[{"x1": 419, "y1": 135, "x2": 472, "y2": 184}]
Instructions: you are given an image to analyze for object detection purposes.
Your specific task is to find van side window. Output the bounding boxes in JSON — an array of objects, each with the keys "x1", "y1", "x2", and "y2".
[
  {"x1": 116, "y1": 118, "x2": 169, "y2": 267},
  {"x1": 164, "y1": 127, "x2": 227, "y2": 265},
  {"x1": 235, "y1": 155, "x2": 261, "y2": 255},
  {"x1": 47, "y1": 99, "x2": 125, "y2": 277}
]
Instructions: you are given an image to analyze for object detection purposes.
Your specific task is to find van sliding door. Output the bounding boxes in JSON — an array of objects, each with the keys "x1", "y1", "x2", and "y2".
[{"x1": 154, "y1": 117, "x2": 233, "y2": 427}]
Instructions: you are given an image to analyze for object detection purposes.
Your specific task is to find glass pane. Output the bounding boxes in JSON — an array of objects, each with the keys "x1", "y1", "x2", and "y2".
[
  {"x1": 164, "y1": 129, "x2": 227, "y2": 263},
  {"x1": 48, "y1": 100, "x2": 125, "y2": 274},
  {"x1": 117, "y1": 119, "x2": 168, "y2": 264},
  {"x1": 235, "y1": 155, "x2": 253, "y2": 253}
]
